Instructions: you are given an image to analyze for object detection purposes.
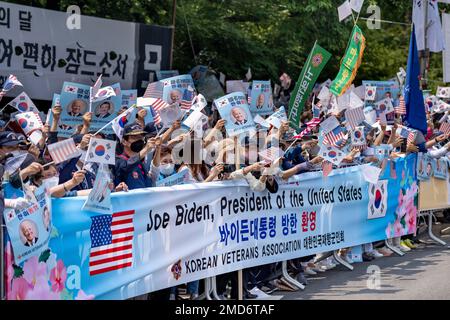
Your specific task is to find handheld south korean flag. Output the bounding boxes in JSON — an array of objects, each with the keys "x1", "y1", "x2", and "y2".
[
  {"x1": 365, "y1": 86, "x2": 377, "y2": 101},
  {"x1": 319, "y1": 144, "x2": 346, "y2": 166},
  {"x1": 374, "y1": 98, "x2": 394, "y2": 114},
  {"x1": 9, "y1": 92, "x2": 39, "y2": 113},
  {"x1": 368, "y1": 180, "x2": 388, "y2": 220},
  {"x1": 15, "y1": 112, "x2": 43, "y2": 136},
  {"x1": 351, "y1": 126, "x2": 367, "y2": 150},
  {"x1": 436, "y1": 86, "x2": 450, "y2": 99},
  {"x1": 86, "y1": 138, "x2": 116, "y2": 165}
]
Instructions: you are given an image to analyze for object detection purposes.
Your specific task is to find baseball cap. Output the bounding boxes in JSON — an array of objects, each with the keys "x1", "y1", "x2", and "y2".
[
  {"x1": 0, "y1": 131, "x2": 27, "y2": 147},
  {"x1": 144, "y1": 122, "x2": 158, "y2": 137},
  {"x1": 124, "y1": 122, "x2": 146, "y2": 137}
]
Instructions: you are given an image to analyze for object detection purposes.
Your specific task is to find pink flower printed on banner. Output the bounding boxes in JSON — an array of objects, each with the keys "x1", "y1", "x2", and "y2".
[
  {"x1": 405, "y1": 210, "x2": 417, "y2": 235},
  {"x1": 7, "y1": 277, "x2": 31, "y2": 300},
  {"x1": 5, "y1": 242, "x2": 14, "y2": 292},
  {"x1": 49, "y1": 260, "x2": 67, "y2": 293},
  {"x1": 393, "y1": 219, "x2": 404, "y2": 237},
  {"x1": 75, "y1": 289, "x2": 95, "y2": 300},
  {"x1": 25, "y1": 277, "x2": 60, "y2": 300},
  {"x1": 23, "y1": 256, "x2": 48, "y2": 288},
  {"x1": 385, "y1": 222, "x2": 393, "y2": 239}
]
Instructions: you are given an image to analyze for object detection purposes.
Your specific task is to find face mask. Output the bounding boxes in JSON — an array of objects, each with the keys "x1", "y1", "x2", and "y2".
[
  {"x1": 130, "y1": 140, "x2": 145, "y2": 153},
  {"x1": 42, "y1": 176, "x2": 59, "y2": 190},
  {"x1": 160, "y1": 163, "x2": 175, "y2": 176}
]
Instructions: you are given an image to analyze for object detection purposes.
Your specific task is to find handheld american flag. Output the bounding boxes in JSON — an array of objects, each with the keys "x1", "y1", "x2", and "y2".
[
  {"x1": 323, "y1": 126, "x2": 348, "y2": 148},
  {"x1": 322, "y1": 160, "x2": 333, "y2": 178},
  {"x1": 395, "y1": 95, "x2": 407, "y2": 115},
  {"x1": 48, "y1": 138, "x2": 81, "y2": 164},
  {"x1": 180, "y1": 87, "x2": 195, "y2": 110},
  {"x1": 143, "y1": 81, "x2": 164, "y2": 99},
  {"x1": 86, "y1": 138, "x2": 116, "y2": 165},
  {"x1": 440, "y1": 122, "x2": 450, "y2": 136},
  {"x1": 89, "y1": 210, "x2": 135, "y2": 276},
  {"x1": 91, "y1": 75, "x2": 103, "y2": 98},
  {"x1": 293, "y1": 118, "x2": 321, "y2": 140},
  {"x1": 345, "y1": 107, "x2": 365, "y2": 130}
]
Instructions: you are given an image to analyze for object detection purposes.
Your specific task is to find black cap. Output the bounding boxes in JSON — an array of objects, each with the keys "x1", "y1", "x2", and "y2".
[
  {"x1": 144, "y1": 122, "x2": 158, "y2": 137},
  {"x1": 124, "y1": 122, "x2": 146, "y2": 137},
  {"x1": 0, "y1": 131, "x2": 26, "y2": 147}
]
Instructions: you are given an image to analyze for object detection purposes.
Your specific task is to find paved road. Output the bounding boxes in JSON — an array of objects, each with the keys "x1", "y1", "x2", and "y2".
[{"x1": 281, "y1": 234, "x2": 450, "y2": 300}]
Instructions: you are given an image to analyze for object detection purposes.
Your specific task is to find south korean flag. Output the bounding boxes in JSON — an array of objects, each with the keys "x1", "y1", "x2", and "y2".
[
  {"x1": 365, "y1": 86, "x2": 377, "y2": 101},
  {"x1": 319, "y1": 145, "x2": 346, "y2": 166},
  {"x1": 436, "y1": 86, "x2": 450, "y2": 99},
  {"x1": 86, "y1": 138, "x2": 116, "y2": 165},
  {"x1": 368, "y1": 180, "x2": 388, "y2": 220},
  {"x1": 351, "y1": 126, "x2": 366, "y2": 150}
]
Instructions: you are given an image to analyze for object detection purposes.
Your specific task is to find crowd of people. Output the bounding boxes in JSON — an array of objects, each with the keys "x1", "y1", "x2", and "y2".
[{"x1": 1, "y1": 69, "x2": 450, "y2": 300}]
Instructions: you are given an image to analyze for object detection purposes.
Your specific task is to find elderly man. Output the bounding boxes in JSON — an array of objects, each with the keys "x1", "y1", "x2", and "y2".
[
  {"x1": 169, "y1": 89, "x2": 182, "y2": 105},
  {"x1": 21, "y1": 220, "x2": 38, "y2": 247},
  {"x1": 256, "y1": 93, "x2": 265, "y2": 109},
  {"x1": 231, "y1": 107, "x2": 248, "y2": 126}
]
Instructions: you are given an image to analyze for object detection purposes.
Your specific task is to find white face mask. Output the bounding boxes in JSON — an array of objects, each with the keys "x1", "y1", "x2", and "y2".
[
  {"x1": 160, "y1": 163, "x2": 175, "y2": 176},
  {"x1": 42, "y1": 176, "x2": 59, "y2": 190}
]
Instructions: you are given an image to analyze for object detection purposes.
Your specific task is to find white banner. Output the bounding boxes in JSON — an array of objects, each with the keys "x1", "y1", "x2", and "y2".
[{"x1": 0, "y1": 1, "x2": 172, "y2": 100}]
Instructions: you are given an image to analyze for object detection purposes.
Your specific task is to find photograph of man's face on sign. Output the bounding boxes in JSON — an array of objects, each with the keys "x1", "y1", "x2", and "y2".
[
  {"x1": 67, "y1": 99, "x2": 87, "y2": 117},
  {"x1": 230, "y1": 107, "x2": 248, "y2": 126},
  {"x1": 42, "y1": 206, "x2": 51, "y2": 233},
  {"x1": 19, "y1": 219, "x2": 39, "y2": 247},
  {"x1": 95, "y1": 101, "x2": 114, "y2": 119},
  {"x1": 169, "y1": 89, "x2": 183, "y2": 105}
]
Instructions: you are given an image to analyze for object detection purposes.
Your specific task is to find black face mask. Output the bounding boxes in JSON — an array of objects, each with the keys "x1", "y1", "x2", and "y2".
[{"x1": 130, "y1": 139, "x2": 145, "y2": 153}]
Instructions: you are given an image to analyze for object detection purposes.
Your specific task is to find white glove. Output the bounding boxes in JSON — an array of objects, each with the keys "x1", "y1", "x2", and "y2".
[{"x1": 5, "y1": 197, "x2": 31, "y2": 210}]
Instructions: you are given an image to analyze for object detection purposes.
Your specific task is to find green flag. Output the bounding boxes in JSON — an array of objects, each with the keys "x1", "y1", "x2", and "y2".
[
  {"x1": 330, "y1": 25, "x2": 366, "y2": 97},
  {"x1": 288, "y1": 42, "x2": 331, "y2": 130}
]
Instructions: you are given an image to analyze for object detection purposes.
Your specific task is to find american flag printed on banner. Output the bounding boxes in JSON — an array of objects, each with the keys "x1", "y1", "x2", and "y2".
[
  {"x1": 89, "y1": 210, "x2": 135, "y2": 276},
  {"x1": 395, "y1": 95, "x2": 407, "y2": 115},
  {"x1": 345, "y1": 107, "x2": 365, "y2": 129},
  {"x1": 48, "y1": 138, "x2": 81, "y2": 164},
  {"x1": 323, "y1": 126, "x2": 347, "y2": 148},
  {"x1": 440, "y1": 122, "x2": 450, "y2": 136},
  {"x1": 0, "y1": 74, "x2": 23, "y2": 100}
]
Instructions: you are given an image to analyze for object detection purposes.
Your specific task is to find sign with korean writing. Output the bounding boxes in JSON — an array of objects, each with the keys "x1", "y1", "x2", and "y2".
[
  {"x1": 58, "y1": 82, "x2": 122, "y2": 137},
  {"x1": 249, "y1": 80, "x2": 273, "y2": 115},
  {"x1": 3, "y1": 185, "x2": 51, "y2": 264},
  {"x1": 289, "y1": 43, "x2": 331, "y2": 130},
  {"x1": 0, "y1": 1, "x2": 172, "y2": 100},
  {"x1": 3, "y1": 155, "x2": 417, "y2": 300},
  {"x1": 330, "y1": 25, "x2": 366, "y2": 97},
  {"x1": 214, "y1": 92, "x2": 256, "y2": 137}
]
